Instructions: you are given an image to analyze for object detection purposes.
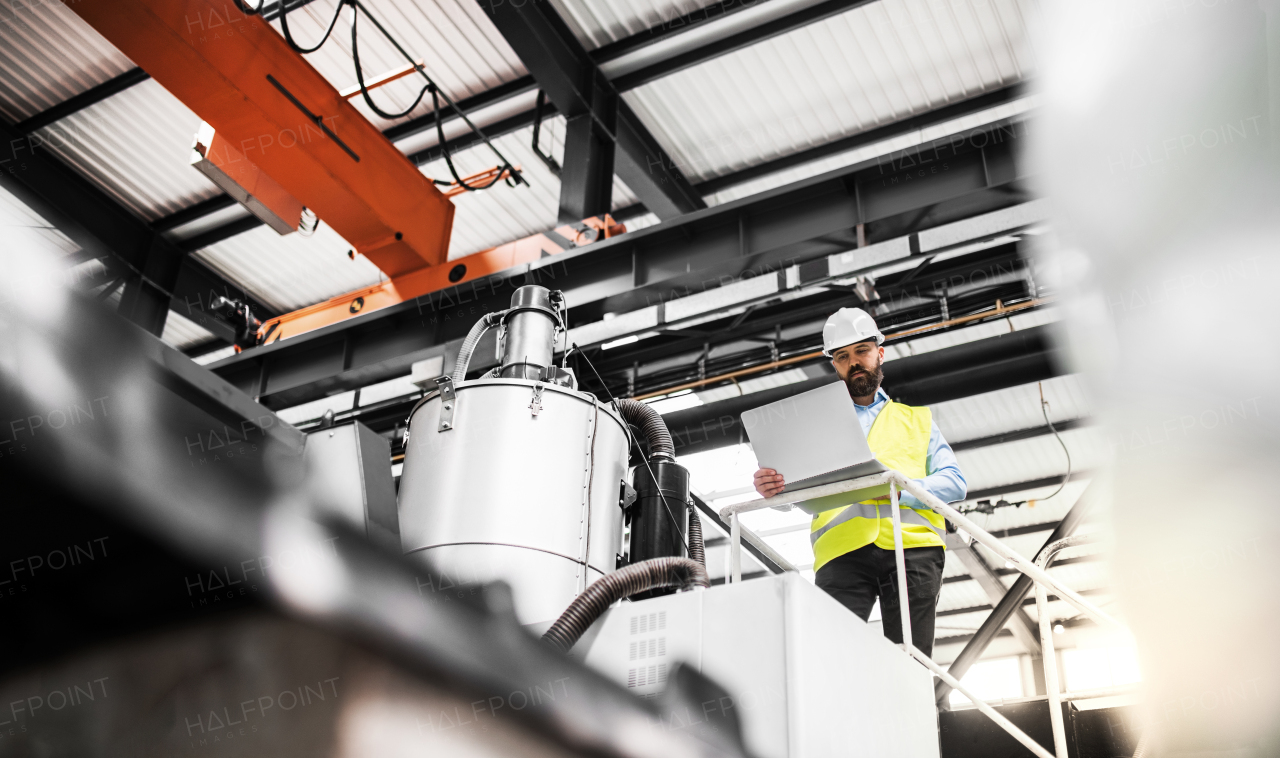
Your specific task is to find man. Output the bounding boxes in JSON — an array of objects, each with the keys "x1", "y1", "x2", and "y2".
[{"x1": 753, "y1": 307, "x2": 966, "y2": 658}]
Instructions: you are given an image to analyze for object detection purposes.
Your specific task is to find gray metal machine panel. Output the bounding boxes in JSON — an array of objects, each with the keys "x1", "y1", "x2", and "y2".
[
  {"x1": 304, "y1": 421, "x2": 399, "y2": 552},
  {"x1": 577, "y1": 574, "x2": 940, "y2": 758}
]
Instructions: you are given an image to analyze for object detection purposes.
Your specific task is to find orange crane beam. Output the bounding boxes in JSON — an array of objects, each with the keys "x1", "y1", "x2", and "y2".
[
  {"x1": 257, "y1": 215, "x2": 625, "y2": 344},
  {"x1": 70, "y1": 0, "x2": 455, "y2": 278}
]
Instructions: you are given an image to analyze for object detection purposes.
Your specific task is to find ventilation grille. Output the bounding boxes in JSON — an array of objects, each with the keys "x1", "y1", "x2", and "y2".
[
  {"x1": 629, "y1": 611, "x2": 666, "y2": 635},
  {"x1": 627, "y1": 663, "x2": 669, "y2": 688},
  {"x1": 628, "y1": 637, "x2": 667, "y2": 661}
]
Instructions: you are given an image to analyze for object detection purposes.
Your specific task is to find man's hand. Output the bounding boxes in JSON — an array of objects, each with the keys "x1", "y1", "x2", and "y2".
[{"x1": 754, "y1": 468, "x2": 785, "y2": 498}]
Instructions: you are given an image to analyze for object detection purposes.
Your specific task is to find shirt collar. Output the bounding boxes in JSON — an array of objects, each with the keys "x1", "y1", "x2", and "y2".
[{"x1": 854, "y1": 386, "x2": 891, "y2": 409}]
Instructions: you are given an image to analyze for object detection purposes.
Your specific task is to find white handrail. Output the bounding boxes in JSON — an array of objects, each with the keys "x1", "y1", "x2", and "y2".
[
  {"x1": 722, "y1": 470, "x2": 1129, "y2": 758},
  {"x1": 720, "y1": 470, "x2": 1122, "y2": 630}
]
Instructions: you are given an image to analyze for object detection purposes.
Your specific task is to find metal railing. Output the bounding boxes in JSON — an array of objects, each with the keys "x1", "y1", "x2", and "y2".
[{"x1": 719, "y1": 470, "x2": 1129, "y2": 758}]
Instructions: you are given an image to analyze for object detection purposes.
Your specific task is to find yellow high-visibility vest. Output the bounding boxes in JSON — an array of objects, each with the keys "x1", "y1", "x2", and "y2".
[{"x1": 810, "y1": 400, "x2": 946, "y2": 573}]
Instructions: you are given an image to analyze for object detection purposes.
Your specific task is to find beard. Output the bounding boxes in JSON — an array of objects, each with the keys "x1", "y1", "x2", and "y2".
[{"x1": 843, "y1": 357, "x2": 884, "y2": 398}]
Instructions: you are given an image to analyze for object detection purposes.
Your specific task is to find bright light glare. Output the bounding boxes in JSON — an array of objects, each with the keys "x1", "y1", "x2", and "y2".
[
  {"x1": 601, "y1": 335, "x2": 639, "y2": 350},
  {"x1": 644, "y1": 391, "x2": 703, "y2": 414},
  {"x1": 1062, "y1": 646, "x2": 1142, "y2": 692},
  {"x1": 680, "y1": 443, "x2": 760, "y2": 502},
  {"x1": 948, "y1": 657, "x2": 1023, "y2": 707},
  {"x1": 1054, "y1": 623, "x2": 1065, "y2": 635}
]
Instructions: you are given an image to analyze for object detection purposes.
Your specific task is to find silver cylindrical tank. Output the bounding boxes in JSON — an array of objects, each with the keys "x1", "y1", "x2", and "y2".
[{"x1": 398, "y1": 379, "x2": 629, "y2": 624}]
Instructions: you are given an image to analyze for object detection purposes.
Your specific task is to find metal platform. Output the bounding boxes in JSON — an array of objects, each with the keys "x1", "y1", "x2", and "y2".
[{"x1": 577, "y1": 573, "x2": 941, "y2": 758}]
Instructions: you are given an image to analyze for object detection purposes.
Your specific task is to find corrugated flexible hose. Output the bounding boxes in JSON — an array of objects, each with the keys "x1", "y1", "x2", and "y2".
[
  {"x1": 614, "y1": 398, "x2": 675, "y2": 460},
  {"x1": 542, "y1": 557, "x2": 710, "y2": 653},
  {"x1": 451, "y1": 312, "x2": 502, "y2": 385},
  {"x1": 687, "y1": 505, "x2": 705, "y2": 568}
]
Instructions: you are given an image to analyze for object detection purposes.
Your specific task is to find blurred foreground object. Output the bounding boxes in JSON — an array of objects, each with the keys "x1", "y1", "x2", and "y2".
[
  {"x1": 1035, "y1": 0, "x2": 1280, "y2": 755},
  {"x1": 0, "y1": 247, "x2": 750, "y2": 758}
]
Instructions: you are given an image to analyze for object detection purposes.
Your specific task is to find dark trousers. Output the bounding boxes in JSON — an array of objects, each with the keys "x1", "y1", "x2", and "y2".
[{"x1": 815, "y1": 544, "x2": 946, "y2": 659}]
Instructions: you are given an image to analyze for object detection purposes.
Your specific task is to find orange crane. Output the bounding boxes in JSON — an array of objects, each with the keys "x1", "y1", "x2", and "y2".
[{"x1": 71, "y1": 0, "x2": 622, "y2": 344}]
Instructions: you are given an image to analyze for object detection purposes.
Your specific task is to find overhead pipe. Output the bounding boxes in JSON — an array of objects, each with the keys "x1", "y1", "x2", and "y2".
[{"x1": 662, "y1": 324, "x2": 1066, "y2": 457}]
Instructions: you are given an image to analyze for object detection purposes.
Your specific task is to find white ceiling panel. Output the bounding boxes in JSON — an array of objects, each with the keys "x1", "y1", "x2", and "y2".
[
  {"x1": 0, "y1": 0, "x2": 133, "y2": 122},
  {"x1": 269, "y1": 0, "x2": 526, "y2": 133},
  {"x1": 194, "y1": 219, "x2": 382, "y2": 314},
  {"x1": 548, "y1": 0, "x2": 722, "y2": 50},
  {"x1": 625, "y1": 0, "x2": 1036, "y2": 185},
  {"x1": 34, "y1": 79, "x2": 221, "y2": 221},
  {"x1": 416, "y1": 117, "x2": 641, "y2": 260},
  {"x1": 932, "y1": 373, "x2": 1095, "y2": 445}
]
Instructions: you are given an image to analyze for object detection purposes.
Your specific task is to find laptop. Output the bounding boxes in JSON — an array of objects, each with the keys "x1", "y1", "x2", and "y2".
[{"x1": 741, "y1": 380, "x2": 890, "y2": 514}]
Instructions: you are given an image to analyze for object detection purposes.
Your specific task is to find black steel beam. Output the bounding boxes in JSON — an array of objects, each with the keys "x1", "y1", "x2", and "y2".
[
  {"x1": 696, "y1": 83, "x2": 1028, "y2": 197},
  {"x1": 951, "y1": 417, "x2": 1090, "y2": 452},
  {"x1": 14, "y1": 68, "x2": 152, "y2": 134},
  {"x1": 209, "y1": 120, "x2": 1031, "y2": 408},
  {"x1": 662, "y1": 324, "x2": 1065, "y2": 456},
  {"x1": 176, "y1": 215, "x2": 266, "y2": 253},
  {"x1": 0, "y1": 118, "x2": 270, "y2": 339},
  {"x1": 152, "y1": 194, "x2": 239, "y2": 232},
  {"x1": 611, "y1": 0, "x2": 878, "y2": 91},
  {"x1": 482, "y1": 0, "x2": 706, "y2": 220},
  {"x1": 935, "y1": 483, "x2": 1098, "y2": 704},
  {"x1": 966, "y1": 473, "x2": 1088, "y2": 501}
]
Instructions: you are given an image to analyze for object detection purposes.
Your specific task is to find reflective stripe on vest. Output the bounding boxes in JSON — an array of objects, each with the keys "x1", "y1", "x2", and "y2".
[{"x1": 810, "y1": 400, "x2": 944, "y2": 573}]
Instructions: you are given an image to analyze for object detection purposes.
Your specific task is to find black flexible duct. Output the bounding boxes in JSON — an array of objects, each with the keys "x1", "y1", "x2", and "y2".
[
  {"x1": 542, "y1": 558, "x2": 709, "y2": 653},
  {"x1": 687, "y1": 506, "x2": 705, "y2": 568},
  {"x1": 615, "y1": 398, "x2": 675, "y2": 461}
]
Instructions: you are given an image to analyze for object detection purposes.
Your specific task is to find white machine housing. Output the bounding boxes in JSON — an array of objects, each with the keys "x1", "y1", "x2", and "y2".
[
  {"x1": 398, "y1": 378, "x2": 630, "y2": 624},
  {"x1": 577, "y1": 573, "x2": 940, "y2": 758}
]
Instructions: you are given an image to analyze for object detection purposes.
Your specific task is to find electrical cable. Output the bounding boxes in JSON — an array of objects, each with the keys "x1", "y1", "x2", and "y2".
[
  {"x1": 273, "y1": 0, "x2": 348, "y2": 54},
  {"x1": 571, "y1": 343, "x2": 689, "y2": 557},
  {"x1": 431, "y1": 89, "x2": 506, "y2": 192},
  {"x1": 350, "y1": 6, "x2": 429, "y2": 121},
  {"x1": 240, "y1": 0, "x2": 522, "y2": 192},
  {"x1": 348, "y1": 0, "x2": 522, "y2": 189},
  {"x1": 1036, "y1": 381, "x2": 1072, "y2": 502}
]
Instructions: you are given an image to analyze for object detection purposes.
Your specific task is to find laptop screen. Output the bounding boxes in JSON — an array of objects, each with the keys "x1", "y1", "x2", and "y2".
[{"x1": 741, "y1": 380, "x2": 878, "y2": 485}]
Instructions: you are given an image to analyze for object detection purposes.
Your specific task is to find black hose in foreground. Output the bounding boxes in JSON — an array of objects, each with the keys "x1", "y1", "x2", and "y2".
[
  {"x1": 615, "y1": 398, "x2": 675, "y2": 461},
  {"x1": 542, "y1": 558, "x2": 709, "y2": 653},
  {"x1": 687, "y1": 506, "x2": 705, "y2": 568}
]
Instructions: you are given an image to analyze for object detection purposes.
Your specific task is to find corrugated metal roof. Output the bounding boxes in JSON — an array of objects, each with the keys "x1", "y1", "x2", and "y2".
[
  {"x1": 549, "y1": 0, "x2": 722, "y2": 50},
  {"x1": 416, "y1": 117, "x2": 641, "y2": 259},
  {"x1": 0, "y1": 184, "x2": 80, "y2": 258},
  {"x1": 194, "y1": 218, "x2": 382, "y2": 313},
  {"x1": 270, "y1": 0, "x2": 526, "y2": 133},
  {"x1": 956, "y1": 426, "x2": 1109, "y2": 494},
  {"x1": 160, "y1": 309, "x2": 215, "y2": 351},
  {"x1": 625, "y1": 0, "x2": 1035, "y2": 185},
  {"x1": 0, "y1": 0, "x2": 133, "y2": 122},
  {"x1": 704, "y1": 94, "x2": 1035, "y2": 206},
  {"x1": 932, "y1": 372, "x2": 1093, "y2": 444},
  {"x1": 34, "y1": 79, "x2": 221, "y2": 221}
]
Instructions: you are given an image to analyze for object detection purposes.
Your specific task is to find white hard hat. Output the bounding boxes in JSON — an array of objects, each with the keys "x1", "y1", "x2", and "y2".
[{"x1": 822, "y1": 307, "x2": 884, "y2": 356}]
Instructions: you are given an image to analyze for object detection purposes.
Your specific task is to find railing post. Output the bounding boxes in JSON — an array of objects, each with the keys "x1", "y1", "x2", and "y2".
[
  {"x1": 889, "y1": 480, "x2": 913, "y2": 651},
  {"x1": 1036, "y1": 577, "x2": 1069, "y2": 758},
  {"x1": 729, "y1": 511, "x2": 742, "y2": 584}
]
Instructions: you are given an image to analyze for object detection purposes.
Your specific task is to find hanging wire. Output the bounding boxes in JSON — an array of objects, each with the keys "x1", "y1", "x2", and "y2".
[
  {"x1": 347, "y1": 0, "x2": 523, "y2": 191},
  {"x1": 350, "y1": 5, "x2": 428, "y2": 121},
  {"x1": 430, "y1": 89, "x2": 505, "y2": 191},
  {"x1": 570, "y1": 344, "x2": 689, "y2": 557},
  {"x1": 1035, "y1": 381, "x2": 1072, "y2": 502},
  {"x1": 237, "y1": 0, "x2": 523, "y2": 192}
]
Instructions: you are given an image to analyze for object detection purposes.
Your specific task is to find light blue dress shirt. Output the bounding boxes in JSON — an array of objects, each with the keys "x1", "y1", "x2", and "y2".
[{"x1": 854, "y1": 387, "x2": 967, "y2": 508}]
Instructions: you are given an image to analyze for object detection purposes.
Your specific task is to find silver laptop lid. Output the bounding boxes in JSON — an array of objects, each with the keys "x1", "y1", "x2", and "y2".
[{"x1": 741, "y1": 381, "x2": 877, "y2": 485}]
